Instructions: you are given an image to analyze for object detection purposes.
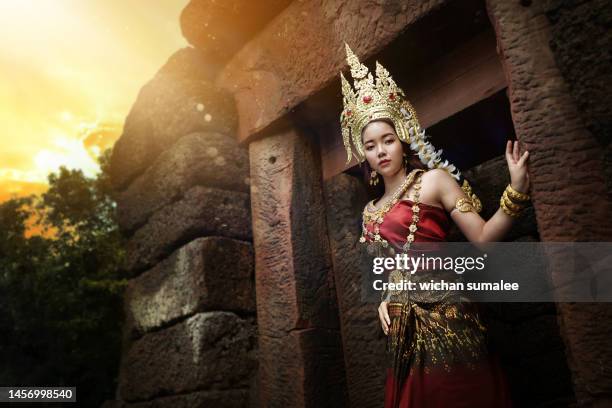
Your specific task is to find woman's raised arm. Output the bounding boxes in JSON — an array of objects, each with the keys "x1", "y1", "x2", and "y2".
[{"x1": 433, "y1": 140, "x2": 530, "y2": 244}]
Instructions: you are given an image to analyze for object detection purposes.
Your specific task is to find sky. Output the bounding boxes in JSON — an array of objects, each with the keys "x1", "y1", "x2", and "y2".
[{"x1": 0, "y1": 0, "x2": 190, "y2": 204}]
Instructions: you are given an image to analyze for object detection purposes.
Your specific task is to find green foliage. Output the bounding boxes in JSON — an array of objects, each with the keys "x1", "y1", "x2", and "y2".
[{"x1": 0, "y1": 149, "x2": 127, "y2": 407}]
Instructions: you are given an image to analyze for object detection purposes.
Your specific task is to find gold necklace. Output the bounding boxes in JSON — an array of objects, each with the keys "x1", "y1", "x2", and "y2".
[
  {"x1": 364, "y1": 168, "x2": 420, "y2": 222},
  {"x1": 360, "y1": 169, "x2": 424, "y2": 252}
]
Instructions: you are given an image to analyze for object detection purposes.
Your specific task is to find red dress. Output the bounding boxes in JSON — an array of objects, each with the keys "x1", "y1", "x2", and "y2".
[{"x1": 364, "y1": 199, "x2": 513, "y2": 408}]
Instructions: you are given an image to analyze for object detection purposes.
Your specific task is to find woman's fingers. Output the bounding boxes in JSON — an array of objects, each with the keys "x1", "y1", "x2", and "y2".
[
  {"x1": 505, "y1": 140, "x2": 513, "y2": 162},
  {"x1": 378, "y1": 310, "x2": 387, "y2": 333},
  {"x1": 382, "y1": 302, "x2": 390, "y2": 326},
  {"x1": 513, "y1": 140, "x2": 520, "y2": 162},
  {"x1": 379, "y1": 302, "x2": 391, "y2": 335},
  {"x1": 517, "y1": 150, "x2": 529, "y2": 167}
]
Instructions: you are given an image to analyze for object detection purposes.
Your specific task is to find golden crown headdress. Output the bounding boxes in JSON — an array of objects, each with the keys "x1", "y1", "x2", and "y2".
[{"x1": 340, "y1": 43, "x2": 461, "y2": 181}]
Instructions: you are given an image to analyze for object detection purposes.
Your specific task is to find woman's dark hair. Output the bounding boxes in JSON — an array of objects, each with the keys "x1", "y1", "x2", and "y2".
[{"x1": 360, "y1": 118, "x2": 426, "y2": 198}]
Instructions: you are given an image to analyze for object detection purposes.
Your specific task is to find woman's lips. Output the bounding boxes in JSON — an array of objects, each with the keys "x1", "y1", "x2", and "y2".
[{"x1": 379, "y1": 160, "x2": 391, "y2": 167}]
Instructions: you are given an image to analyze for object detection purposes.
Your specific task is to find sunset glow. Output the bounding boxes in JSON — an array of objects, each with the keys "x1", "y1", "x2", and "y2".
[{"x1": 0, "y1": 0, "x2": 189, "y2": 203}]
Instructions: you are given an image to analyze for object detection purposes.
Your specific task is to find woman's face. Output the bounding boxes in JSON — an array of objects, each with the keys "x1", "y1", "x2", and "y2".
[{"x1": 362, "y1": 120, "x2": 404, "y2": 177}]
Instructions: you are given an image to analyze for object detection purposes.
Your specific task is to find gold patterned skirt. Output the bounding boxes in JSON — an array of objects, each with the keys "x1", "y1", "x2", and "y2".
[{"x1": 384, "y1": 298, "x2": 513, "y2": 408}]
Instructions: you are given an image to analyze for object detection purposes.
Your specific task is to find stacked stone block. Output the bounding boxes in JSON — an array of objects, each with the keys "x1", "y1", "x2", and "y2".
[{"x1": 105, "y1": 47, "x2": 257, "y2": 408}]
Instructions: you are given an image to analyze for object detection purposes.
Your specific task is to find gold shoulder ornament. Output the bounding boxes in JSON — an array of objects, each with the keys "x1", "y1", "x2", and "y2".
[{"x1": 454, "y1": 179, "x2": 482, "y2": 214}]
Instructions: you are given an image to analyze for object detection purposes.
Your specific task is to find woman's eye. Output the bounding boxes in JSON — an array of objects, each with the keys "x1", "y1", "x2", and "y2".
[
  {"x1": 365, "y1": 145, "x2": 374, "y2": 151},
  {"x1": 385, "y1": 139, "x2": 393, "y2": 144}
]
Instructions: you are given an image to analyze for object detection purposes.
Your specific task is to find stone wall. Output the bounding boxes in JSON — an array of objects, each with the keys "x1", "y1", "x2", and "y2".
[
  {"x1": 545, "y1": 0, "x2": 611, "y2": 147},
  {"x1": 105, "y1": 47, "x2": 257, "y2": 407},
  {"x1": 487, "y1": 1, "x2": 612, "y2": 406},
  {"x1": 545, "y1": 0, "x2": 612, "y2": 202}
]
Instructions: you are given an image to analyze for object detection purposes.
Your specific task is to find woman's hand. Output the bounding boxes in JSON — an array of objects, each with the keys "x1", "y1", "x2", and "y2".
[
  {"x1": 378, "y1": 301, "x2": 390, "y2": 335},
  {"x1": 505, "y1": 140, "x2": 530, "y2": 193}
]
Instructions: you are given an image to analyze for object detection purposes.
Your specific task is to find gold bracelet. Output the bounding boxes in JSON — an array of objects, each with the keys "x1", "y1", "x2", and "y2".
[
  {"x1": 500, "y1": 196, "x2": 522, "y2": 218},
  {"x1": 506, "y1": 184, "x2": 530, "y2": 202},
  {"x1": 502, "y1": 190, "x2": 525, "y2": 212}
]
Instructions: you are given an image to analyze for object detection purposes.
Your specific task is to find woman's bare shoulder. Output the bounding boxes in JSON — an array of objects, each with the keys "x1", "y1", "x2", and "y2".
[
  {"x1": 420, "y1": 168, "x2": 457, "y2": 203},
  {"x1": 423, "y1": 168, "x2": 451, "y2": 180}
]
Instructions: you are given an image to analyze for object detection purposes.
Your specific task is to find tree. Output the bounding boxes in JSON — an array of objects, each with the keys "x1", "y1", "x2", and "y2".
[{"x1": 0, "y1": 148, "x2": 127, "y2": 407}]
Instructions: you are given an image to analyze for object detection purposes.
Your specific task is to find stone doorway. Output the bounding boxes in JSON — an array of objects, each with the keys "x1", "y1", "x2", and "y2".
[{"x1": 298, "y1": 0, "x2": 575, "y2": 406}]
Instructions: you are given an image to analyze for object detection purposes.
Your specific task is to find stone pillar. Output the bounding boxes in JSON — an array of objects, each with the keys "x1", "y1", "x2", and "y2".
[
  {"x1": 323, "y1": 173, "x2": 387, "y2": 408},
  {"x1": 486, "y1": 1, "x2": 612, "y2": 405},
  {"x1": 107, "y1": 47, "x2": 258, "y2": 407},
  {"x1": 249, "y1": 121, "x2": 347, "y2": 408}
]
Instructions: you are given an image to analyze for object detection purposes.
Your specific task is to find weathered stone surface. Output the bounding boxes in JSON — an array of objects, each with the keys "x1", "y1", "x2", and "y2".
[
  {"x1": 116, "y1": 389, "x2": 250, "y2": 408},
  {"x1": 217, "y1": 0, "x2": 446, "y2": 143},
  {"x1": 555, "y1": 302, "x2": 612, "y2": 400},
  {"x1": 605, "y1": 143, "x2": 612, "y2": 199},
  {"x1": 180, "y1": 0, "x2": 291, "y2": 62},
  {"x1": 110, "y1": 47, "x2": 237, "y2": 192},
  {"x1": 116, "y1": 132, "x2": 250, "y2": 234},
  {"x1": 124, "y1": 186, "x2": 251, "y2": 276},
  {"x1": 323, "y1": 172, "x2": 387, "y2": 408},
  {"x1": 249, "y1": 124, "x2": 347, "y2": 407},
  {"x1": 486, "y1": 1, "x2": 612, "y2": 405},
  {"x1": 447, "y1": 155, "x2": 539, "y2": 241},
  {"x1": 546, "y1": 0, "x2": 612, "y2": 147},
  {"x1": 486, "y1": 0, "x2": 612, "y2": 241},
  {"x1": 257, "y1": 328, "x2": 347, "y2": 408},
  {"x1": 125, "y1": 237, "x2": 255, "y2": 338},
  {"x1": 119, "y1": 312, "x2": 257, "y2": 402},
  {"x1": 156, "y1": 46, "x2": 223, "y2": 82}
]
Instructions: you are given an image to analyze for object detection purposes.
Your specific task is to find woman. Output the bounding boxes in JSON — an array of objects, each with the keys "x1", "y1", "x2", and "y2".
[{"x1": 340, "y1": 44, "x2": 530, "y2": 407}]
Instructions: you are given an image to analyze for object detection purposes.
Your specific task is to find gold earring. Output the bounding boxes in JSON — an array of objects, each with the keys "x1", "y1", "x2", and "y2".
[{"x1": 369, "y1": 170, "x2": 379, "y2": 186}]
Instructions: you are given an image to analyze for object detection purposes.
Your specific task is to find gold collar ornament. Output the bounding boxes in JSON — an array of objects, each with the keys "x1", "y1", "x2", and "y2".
[{"x1": 339, "y1": 43, "x2": 461, "y2": 181}]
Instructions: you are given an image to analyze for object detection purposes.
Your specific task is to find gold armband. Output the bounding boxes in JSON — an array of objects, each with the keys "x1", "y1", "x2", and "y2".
[
  {"x1": 455, "y1": 197, "x2": 477, "y2": 213},
  {"x1": 454, "y1": 179, "x2": 482, "y2": 214}
]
